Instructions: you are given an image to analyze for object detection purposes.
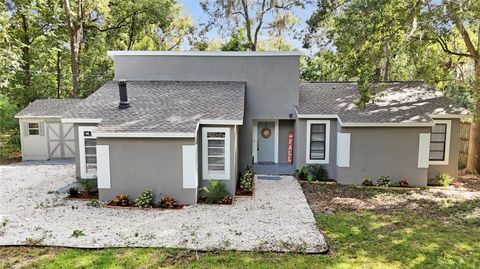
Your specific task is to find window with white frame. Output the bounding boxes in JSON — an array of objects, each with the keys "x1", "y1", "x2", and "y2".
[
  {"x1": 28, "y1": 123, "x2": 40, "y2": 135},
  {"x1": 202, "y1": 127, "x2": 230, "y2": 180},
  {"x1": 78, "y1": 127, "x2": 97, "y2": 178},
  {"x1": 306, "y1": 120, "x2": 330, "y2": 164},
  {"x1": 429, "y1": 120, "x2": 451, "y2": 165}
]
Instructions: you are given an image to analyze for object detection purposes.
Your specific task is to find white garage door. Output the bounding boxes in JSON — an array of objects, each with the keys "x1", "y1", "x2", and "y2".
[{"x1": 46, "y1": 122, "x2": 75, "y2": 159}]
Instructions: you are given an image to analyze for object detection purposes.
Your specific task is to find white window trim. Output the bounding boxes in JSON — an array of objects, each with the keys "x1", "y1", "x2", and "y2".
[
  {"x1": 252, "y1": 120, "x2": 279, "y2": 164},
  {"x1": 306, "y1": 120, "x2": 330, "y2": 164},
  {"x1": 78, "y1": 126, "x2": 97, "y2": 179},
  {"x1": 429, "y1": 120, "x2": 451, "y2": 166},
  {"x1": 202, "y1": 127, "x2": 230, "y2": 180}
]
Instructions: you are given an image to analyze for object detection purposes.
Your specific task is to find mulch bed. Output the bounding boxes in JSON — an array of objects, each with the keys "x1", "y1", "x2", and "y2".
[
  {"x1": 105, "y1": 203, "x2": 188, "y2": 210},
  {"x1": 0, "y1": 156, "x2": 21, "y2": 165},
  {"x1": 66, "y1": 192, "x2": 99, "y2": 200},
  {"x1": 235, "y1": 186, "x2": 254, "y2": 197}
]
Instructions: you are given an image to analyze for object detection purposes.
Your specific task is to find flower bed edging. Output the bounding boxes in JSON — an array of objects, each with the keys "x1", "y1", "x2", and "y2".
[
  {"x1": 298, "y1": 180, "x2": 337, "y2": 185},
  {"x1": 354, "y1": 185, "x2": 421, "y2": 191},
  {"x1": 104, "y1": 204, "x2": 189, "y2": 210}
]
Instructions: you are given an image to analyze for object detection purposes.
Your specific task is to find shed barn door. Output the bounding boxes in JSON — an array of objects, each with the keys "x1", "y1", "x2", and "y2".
[
  {"x1": 46, "y1": 122, "x2": 75, "y2": 159},
  {"x1": 62, "y1": 123, "x2": 75, "y2": 158},
  {"x1": 46, "y1": 122, "x2": 62, "y2": 158}
]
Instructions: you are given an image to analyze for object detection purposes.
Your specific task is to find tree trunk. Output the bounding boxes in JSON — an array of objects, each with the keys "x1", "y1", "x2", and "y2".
[
  {"x1": 383, "y1": 41, "x2": 390, "y2": 81},
  {"x1": 466, "y1": 61, "x2": 480, "y2": 173},
  {"x1": 56, "y1": 51, "x2": 62, "y2": 98},
  {"x1": 20, "y1": 12, "x2": 31, "y2": 105},
  {"x1": 63, "y1": 0, "x2": 81, "y2": 97}
]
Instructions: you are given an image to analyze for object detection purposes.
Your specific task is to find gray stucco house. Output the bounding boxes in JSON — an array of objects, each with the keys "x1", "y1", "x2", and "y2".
[{"x1": 15, "y1": 51, "x2": 468, "y2": 204}]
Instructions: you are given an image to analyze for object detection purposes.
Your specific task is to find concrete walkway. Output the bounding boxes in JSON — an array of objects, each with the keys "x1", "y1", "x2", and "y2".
[{"x1": 0, "y1": 161, "x2": 327, "y2": 253}]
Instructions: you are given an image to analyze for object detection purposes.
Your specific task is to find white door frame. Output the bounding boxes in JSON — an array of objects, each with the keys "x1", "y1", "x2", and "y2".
[
  {"x1": 78, "y1": 126, "x2": 97, "y2": 179},
  {"x1": 252, "y1": 120, "x2": 279, "y2": 164}
]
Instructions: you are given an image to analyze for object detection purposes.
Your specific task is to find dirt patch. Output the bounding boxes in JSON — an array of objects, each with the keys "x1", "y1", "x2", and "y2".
[
  {"x1": 0, "y1": 155, "x2": 21, "y2": 165},
  {"x1": 301, "y1": 181, "x2": 480, "y2": 225},
  {"x1": 457, "y1": 174, "x2": 480, "y2": 191}
]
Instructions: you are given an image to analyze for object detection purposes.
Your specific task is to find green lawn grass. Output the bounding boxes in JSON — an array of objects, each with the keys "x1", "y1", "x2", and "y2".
[{"x1": 2, "y1": 210, "x2": 479, "y2": 269}]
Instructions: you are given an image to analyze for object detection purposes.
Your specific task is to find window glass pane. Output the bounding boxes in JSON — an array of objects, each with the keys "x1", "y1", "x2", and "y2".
[
  {"x1": 432, "y1": 124, "x2": 446, "y2": 133},
  {"x1": 430, "y1": 142, "x2": 445, "y2": 151},
  {"x1": 85, "y1": 147, "x2": 96, "y2": 155},
  {"x1": 207, "y1": 132, "x2": 225, "y2": 138},
  {"x1": 311, "y1": 151, "x2": 325, "y2": 159},
  {"x1": 311, "y1": 133, "x2": 325, "y2": 142},
  {"x1": 28, "y1": 123, "x2": 39, "y2": 128},
  {"x1": 86, "y1": 156, "x2": 97, "y2": 164},
  {"x1": 85, "y1": 139, "x2": 96, "y2": 147},
  {"x1": 429, "y1": 151, "x2": 444, "y2": 160},
  {"x1": 430, "y1": 133, "x2": 445, "y2": 142},
  {"x1": 208, "y1": 140, "x2": 225, "y2": 147},
  {"x1": 208, "y1": 157, "x2": 225, "y2": 165},
  {"x1": 208, "y1": 165, "x2": 225, "y2": 171},
  {"x1": 311, "y1": 124, "x2": 325, "y2": 132},
  {"x1": 29, "y1": 129, "x2": 39, "y2": 135},
  {"x1": 208, "y1": 147, "x2": 224, "y2": 156}
]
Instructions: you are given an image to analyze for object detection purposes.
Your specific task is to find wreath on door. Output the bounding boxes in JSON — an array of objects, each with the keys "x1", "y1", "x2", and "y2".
[{"x1": 261, "y1": 127, "x2": 272, "y2": 139}]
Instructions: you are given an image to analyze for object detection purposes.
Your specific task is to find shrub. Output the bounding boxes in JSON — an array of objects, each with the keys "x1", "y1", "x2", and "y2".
[
  {"x1": 68, "y1": 187, "x2": 79, "y2": 198},
  {"x1": 201, "y1": 180, "x2": 229, "y2": 203},
  {"x1": 86, "y1": 200, "x2": 100, "y2": 207},
  {"x1": 361, "y1": 177, "x2": 374, "y2": 186},
  {"x1": 398, "y1": 179, "x2": 409, "y2": 188},
  {"x1": 220, "y1": 195, "x2": 233, "y2": 204},
  {"x1": 135, "y1": 189, "x2": 154, "y2": 208},
  {"x1": 306, "y1": 164, "x2": 329, "y2": 181},
  {"x1": 294, "y1": 166, "x2": 309, "y2": 181},
  {"x1": 240, "y1": 165, "x2": 255, "y2": 192},
  {"x1": 77, "y1": 178, "x2": 97, "y2": 194},
  {"x1": 110, "y1": 194, "x2": 130, "y2": 206},
  {"x1": 376, "y1": 176, "x2": 391, "y2": 187},
  {"x1": 437, "y1": 173, "x2": 454, "y2": 187},
  {"x1": 159, "y1": 196, "x2": 177, "y2": 209}
]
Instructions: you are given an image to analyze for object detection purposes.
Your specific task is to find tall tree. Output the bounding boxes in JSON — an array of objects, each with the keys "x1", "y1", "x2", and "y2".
[
  {"x1": 305, "y1": 0, "x2": 480, "y2": 172},
  {"x1": 200, "y1": 0, "x2": 303, "y2": 51}
]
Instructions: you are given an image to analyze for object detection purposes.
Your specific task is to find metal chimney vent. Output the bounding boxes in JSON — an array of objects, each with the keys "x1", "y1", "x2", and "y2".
[{"x1": 118, "y1": 80, "x2": 130, "y2": 109}]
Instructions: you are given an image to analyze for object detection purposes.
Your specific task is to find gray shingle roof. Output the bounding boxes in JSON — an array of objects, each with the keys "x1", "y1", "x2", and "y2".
[
  {"x1": 64, "y1": 81, "x2": 246, "y2": 133},
  {"x1": 15, "y1": 99, "x2": 83, "y2": 118},
  {"x1": 298, "y1": 82, "x2": 468, "y2": 124}
]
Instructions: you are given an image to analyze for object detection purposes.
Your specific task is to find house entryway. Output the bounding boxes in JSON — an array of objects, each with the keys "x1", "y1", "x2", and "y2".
[
  {"x1": 257, "y1": 122, "x2": 275, "y2": 163},
  {"x1": 253, "y1": 163, "x2": 295, "y2": 175}
]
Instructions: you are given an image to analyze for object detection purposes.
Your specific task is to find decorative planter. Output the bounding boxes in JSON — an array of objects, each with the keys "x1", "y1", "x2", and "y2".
[{"x1": 104, "y1": 204, "x2": 189, "y2": 210}]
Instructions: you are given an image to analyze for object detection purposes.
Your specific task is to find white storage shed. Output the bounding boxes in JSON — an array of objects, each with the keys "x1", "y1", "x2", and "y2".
[{"x1": 14, "y1": 99, "x2": 83, "y2": 161}]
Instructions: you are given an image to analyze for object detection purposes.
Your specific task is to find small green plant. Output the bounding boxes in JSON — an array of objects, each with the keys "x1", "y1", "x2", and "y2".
[
  {"x1": 220, "y1": 195, "x2": 233, "y2": 204},
  {"x1": 201, "y1": 180, "x2": 229, "y2": 203},
  {"x1": 135, "y1": 189, "x2": 154, "y2": 208},
  {"x1": 159, "y1": 196, "x2": 177, "y2": 209},
  {"x1": 71, "y1": 230, "x2": 85, "y2": 237},
  {"x1": 77, "y1": 178, "x2": 97, "y2": 194},
  {"x1": 437, "y1": 173, "x2": 454, "y2": 187},
  {"x1": 294, "y1": 166, "x2": 309, "y2": 181},
  {"x1": 67, "y1": 187, "x2": 79, "y2": 198},
  {"x1": 86, "y1": 200, "x2": 100, "y2": 207},
  {"x1": 376, "y1": 176, "x2": 391, "y2": 187},
  {"x1": 361, "y1": 177, "x2": 374, "y2": 186},
  {"x1": 110, "y1": 194, "x2": 130, "y2": 206},
  {"x1": 240, "y1": 165, "x2": 255, "y2": 192},
  {"x1": 398, "y1": 179, "x2": 409, "y2": 188},
  {"x1": 306, "y1": 164, "x2": 329, "y2": 181}
]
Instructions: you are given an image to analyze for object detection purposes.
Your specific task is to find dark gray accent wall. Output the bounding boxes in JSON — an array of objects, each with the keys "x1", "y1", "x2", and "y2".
[
  {"x1": 428, "y1": 118, "x2": 461, "y2": 180},
  {"x1": 337, "y1": 127, "x2": 431, "y2": 186},
  {"x1": 295, "y1": 118, "x2": 338, "y2": 179},
  {"x1": 278, "y1": 120, "x2": 295, "y2": 164},
  {"x1": 197, "y1": 124, "x2": 238, "y2": 197},
  {"x1": 97, "y1": 137, "x2": 197, "y2": 205},
  {"x1": 111, "y1": 55, "x2": 300, "y2": 169}
]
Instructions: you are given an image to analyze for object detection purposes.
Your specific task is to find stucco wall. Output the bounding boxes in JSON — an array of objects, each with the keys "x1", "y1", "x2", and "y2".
[
  {"x1": 278, "y1": 120, "x2": 295, "y2": 164},
  {"x1": 295, "y1": 118, "x2": 338, "y2": 179},
  {"x1": 337, "y1": 127, "x2": 431, "y2": 186},
  {"x1": 428, "y1": 118, "x2": 461, "y2": 180},
  {"x1": 96, "y1": 137, "x2": 197, "y2": 205},
  {"x1": 111, "y1": 55, "x2": 300, "y2": 169},
  {"x1": 197, "y1": 125, "x2": 238, "y2": 197}
]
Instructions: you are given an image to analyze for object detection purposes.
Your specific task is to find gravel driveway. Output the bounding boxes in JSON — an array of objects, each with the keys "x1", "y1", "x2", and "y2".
[{"x1": 0, "y1": 161, "x2": 327, "y2": 253}]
